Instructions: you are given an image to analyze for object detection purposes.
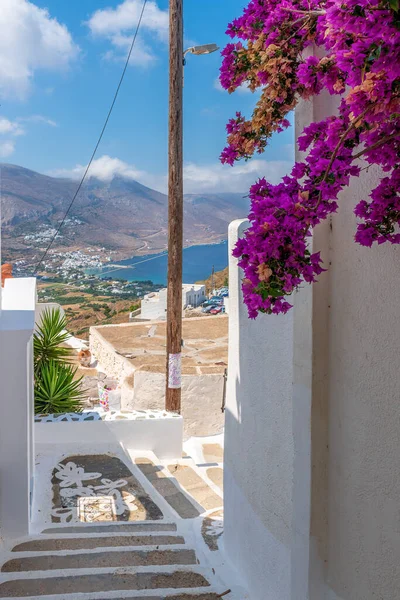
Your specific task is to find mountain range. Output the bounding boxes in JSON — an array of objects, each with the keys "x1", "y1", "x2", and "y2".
[{"x1": 0, "y1": 163, "x2": 249, "y2": 261}]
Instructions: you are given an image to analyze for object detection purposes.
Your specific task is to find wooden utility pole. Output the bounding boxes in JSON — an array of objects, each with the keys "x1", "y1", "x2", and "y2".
[{"x1": 166, "y1": 0, "x2": 183, "y2": 412}]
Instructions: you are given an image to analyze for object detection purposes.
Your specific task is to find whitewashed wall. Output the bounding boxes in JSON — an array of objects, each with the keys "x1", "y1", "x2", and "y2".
[
  {"x1": 293, "y1": 92, "x2": 400, "y2": 600},
  {"x1": 224, "y1": 93, "x2": 400, "y2": 600},
  {"x1": 224, "y1": 219, "x2": 294, "y2": 600},
  {"x1": 0, "y1": 277, "x2": 36, "y2": 540},
  {"x1": 35, "y1": 413, "x2": 183, "y2": 460},
  {"x1": 141, "y1": 294, "x2": 167, "y2": 320}
]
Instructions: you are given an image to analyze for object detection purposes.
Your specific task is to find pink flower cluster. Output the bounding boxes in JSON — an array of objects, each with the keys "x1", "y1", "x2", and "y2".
[{"x1": 220, "y1": 0, "x2": 400, "y2": 317}]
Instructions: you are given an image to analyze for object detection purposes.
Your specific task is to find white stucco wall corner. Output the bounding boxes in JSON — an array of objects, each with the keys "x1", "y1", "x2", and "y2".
[
  {"x1": 0, "y1": 276, "x2": 36, "y2": 540},
  {"x1": 224, "y1": 216, "x2": 295, "y2": 600},
  {"x1": 228, "y1": 218, "x2": 250, "y2": 248}
]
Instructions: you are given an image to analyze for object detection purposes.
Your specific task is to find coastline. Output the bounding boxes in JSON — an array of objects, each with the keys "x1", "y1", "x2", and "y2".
[{"x1": 86, "y1": 239, "x2": 229, "y2": 285}]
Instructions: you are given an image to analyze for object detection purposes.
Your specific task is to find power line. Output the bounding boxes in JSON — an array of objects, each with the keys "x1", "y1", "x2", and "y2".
[{"x1": 32, "y1": 0, "x2": 148, "y2": 276}]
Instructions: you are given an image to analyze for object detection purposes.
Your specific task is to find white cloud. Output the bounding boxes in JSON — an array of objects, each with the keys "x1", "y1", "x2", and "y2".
[
  {"x1": 49, "y1": 154, "x2": 292, "y2": 195},
  {"x1": 0, "y1": 0, "x2": 79, "y2": 99},
  {"x1": 182, "y1": 160, "x2": 292, "y2": 194},
  {"x1": 49, "y1": 155, "x2": 149, "y2": 183},
  {"x1": 18, "y1": 115, "x2": 58, "y2": 127},
  {"x1": 87, "y1": 0, "x2": 168, "y2": 65},
  {"x1": 102, "y1": 34, "x2": 155, "y2": 67},
  {"x1": 0, "y1": 141, "x2": 16, "y2": 158},
  {"x1": 88, "y1": 0, "x2": 168, "y2": 39},
  {"x1": 0, "y1": 118, "x2": 25, "y2": 136},
  {"x1": 0, "y1": 114, "x2": 58, "y2": 158}
]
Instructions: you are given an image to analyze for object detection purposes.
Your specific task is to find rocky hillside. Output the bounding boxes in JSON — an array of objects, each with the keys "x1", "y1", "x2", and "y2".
[
  {"x1": 200, "y1": 266, "x2": 229, "y2": 294},
  {"x1": 1, "y1": 163, "x2": 248, "y2": 260}
]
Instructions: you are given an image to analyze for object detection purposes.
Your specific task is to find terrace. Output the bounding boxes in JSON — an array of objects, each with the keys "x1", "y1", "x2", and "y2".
[{"x1": 89, "y1": 316, "x2": 228, "y2": 438}]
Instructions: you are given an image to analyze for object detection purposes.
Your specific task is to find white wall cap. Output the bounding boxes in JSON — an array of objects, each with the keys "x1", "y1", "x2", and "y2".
[
  {"x1": 0, "y1": 277, "x2": 36, "y2": 332},
  {"x1": 2, "y1": 277, "x2": 37, "y2": 311}
]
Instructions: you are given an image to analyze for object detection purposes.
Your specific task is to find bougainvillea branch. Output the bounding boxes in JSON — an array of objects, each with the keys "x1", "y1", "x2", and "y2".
[{"x1": 220, "y1": 0, "x2": 400, "y2": 317}]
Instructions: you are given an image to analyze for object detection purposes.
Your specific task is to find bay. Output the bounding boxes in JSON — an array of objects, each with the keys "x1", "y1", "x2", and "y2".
[{"x1": 87, "y1": 240, "x2": 229, "y2": 285}]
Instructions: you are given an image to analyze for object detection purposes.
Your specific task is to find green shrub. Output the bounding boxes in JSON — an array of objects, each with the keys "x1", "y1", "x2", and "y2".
[
  {"x1": 33, "y1": 308, "x2": 85, "y2": 415},
  {"x1": 34, "y1": 361, "x2": 84, "y2": 415},
  {"x1": 34, "y1": 309, "x2": 72, "y2": 376}
]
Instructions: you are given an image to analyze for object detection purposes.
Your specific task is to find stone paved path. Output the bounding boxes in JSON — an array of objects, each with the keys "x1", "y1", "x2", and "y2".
[{"x1": 0, "y1": 435, "x2": 246, "y2": 599}]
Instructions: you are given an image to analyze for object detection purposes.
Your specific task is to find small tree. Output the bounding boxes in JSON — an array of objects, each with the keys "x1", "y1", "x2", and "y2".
[{"x1": 34, "y1": 308, "x2": 85, "y2": 414}]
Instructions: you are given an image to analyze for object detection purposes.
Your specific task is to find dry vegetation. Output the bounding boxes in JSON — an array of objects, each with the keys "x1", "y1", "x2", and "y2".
[
  {"x1": 38, "y1": 284, "x2": 140, "y2": 340},
  {"x1": 63, "y1": 298, "x2": 140, "y2": 340},
  {"x1": 200, "y1": 267, "x2": 229, "y2": 294}
]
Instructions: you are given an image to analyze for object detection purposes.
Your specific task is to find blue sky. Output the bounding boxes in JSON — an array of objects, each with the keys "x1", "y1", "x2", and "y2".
[{"x1": 0, "y1": 0, "x2": 293, "y2": 194}]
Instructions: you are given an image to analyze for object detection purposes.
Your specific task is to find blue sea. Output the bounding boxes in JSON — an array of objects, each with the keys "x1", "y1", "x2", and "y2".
[{"x1": 87, "y1": 240, "x2": 229, "y2": 285}]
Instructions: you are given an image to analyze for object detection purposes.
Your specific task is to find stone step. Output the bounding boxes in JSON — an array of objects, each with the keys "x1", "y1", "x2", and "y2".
[
  {"x1": 166, "y1": 464, "x2": 222, "y2": 511},
  {"x1": 0, "y1": 594, "x2": 221, "y2": 600},
  {"x1": 205, "y1": 467, "x2": 223, "y2": 492},
  {"x1": 95, "y1": 595, "x2": 222, "y2": 600},
  {"x1": 135, "y1": 458, "x2": 201, "y2": 519},
  {"x1": 0, "y1": 570, "x2": 211, "y2": 597},
  {"x1": 2, "y1": 549, "x2": 197, "y2": 572},
  {"x1": 41, "y1": 522, "x2": 177, "y2": 535},
  {"x1": 201, "y1": 444, "x2": 223, "y2": 464},
  {"x1": 12, "y1": 534, "x2": 185, "y2": 553}
]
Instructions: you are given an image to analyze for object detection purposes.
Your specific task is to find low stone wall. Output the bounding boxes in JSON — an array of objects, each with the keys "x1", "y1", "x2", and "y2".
[
  {"x1": 35, "y1": 409, "x2": 183, "y2": 460},
  {"x1": 127, "y1": 371, "x2": 224, "y2": 439},
  {"x1": 89, "y1": 324, "x2": 226, "y2": 438},
  {"x1": 90, "y1": 324, "x2": 134, "y2": 385}
]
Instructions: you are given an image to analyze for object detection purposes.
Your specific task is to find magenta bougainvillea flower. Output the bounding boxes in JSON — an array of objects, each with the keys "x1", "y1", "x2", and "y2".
[{"x1": 220, "y1": 0, "x2": 400, "y2": 317}]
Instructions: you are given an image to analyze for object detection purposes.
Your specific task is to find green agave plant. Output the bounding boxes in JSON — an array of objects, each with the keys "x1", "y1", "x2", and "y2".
[
  {"x1": 34, "y1": 308, "x2": 86, "y2": 415},
  {"x1": 34, "y1": 361, "x2": 85, "y2": 415},
  {"x1": 34, "y1": 308, "x2": 73, "y2": 376}
]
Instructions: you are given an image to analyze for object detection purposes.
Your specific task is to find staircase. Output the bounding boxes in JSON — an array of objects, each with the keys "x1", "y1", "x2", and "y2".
[
  {"x1": 0, "y1": 523, "x2": 222, "y2": 599},
  {"x1": 0, "y1": 443, "x2": 236, "y2": 600}
]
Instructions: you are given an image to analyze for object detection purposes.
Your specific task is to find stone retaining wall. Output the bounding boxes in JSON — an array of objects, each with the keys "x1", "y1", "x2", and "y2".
[
  {"x1": 90, "y1": 325, "x2": 134, "y2": 392},
  {"x1": 89, "y1": 325, "x2": 225, "y2": 438}
]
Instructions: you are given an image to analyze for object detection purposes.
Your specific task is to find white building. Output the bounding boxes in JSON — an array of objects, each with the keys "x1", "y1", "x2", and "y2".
[
  {"x1": 223, "y1": 92, "x2": 400, "y2": 600},
  {"x1": 141, "y1": 283, "x2": 206, "y2": 320}
]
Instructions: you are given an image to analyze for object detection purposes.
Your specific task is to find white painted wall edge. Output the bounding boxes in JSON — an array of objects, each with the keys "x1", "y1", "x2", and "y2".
[
  {"x1": 0, "y1": 276, "x2": 36, "y2": 540},
  {"x1": 35, "y1": 417, "x2": 184, "y2": 460},
  {"x1": 0, "y1": 278, "x2": 36, "y2": 331}
]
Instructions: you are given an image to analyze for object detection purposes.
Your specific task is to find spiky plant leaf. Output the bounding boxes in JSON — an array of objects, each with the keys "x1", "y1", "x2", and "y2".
[
  {"x1": 34, "y1": 308, "x2": 73, "y2": 376},
  {"x1": 34, "y1": 361, "x2": 86, "y2": 415}
]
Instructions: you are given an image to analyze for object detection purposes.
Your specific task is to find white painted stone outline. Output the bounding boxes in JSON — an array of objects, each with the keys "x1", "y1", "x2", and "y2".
[
  {"x1": 51, "y1": 461, "x2": 139, "y2": 523},
  {"x1": 35, "y1": 409, "x2": 181, "y2": 423}
]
